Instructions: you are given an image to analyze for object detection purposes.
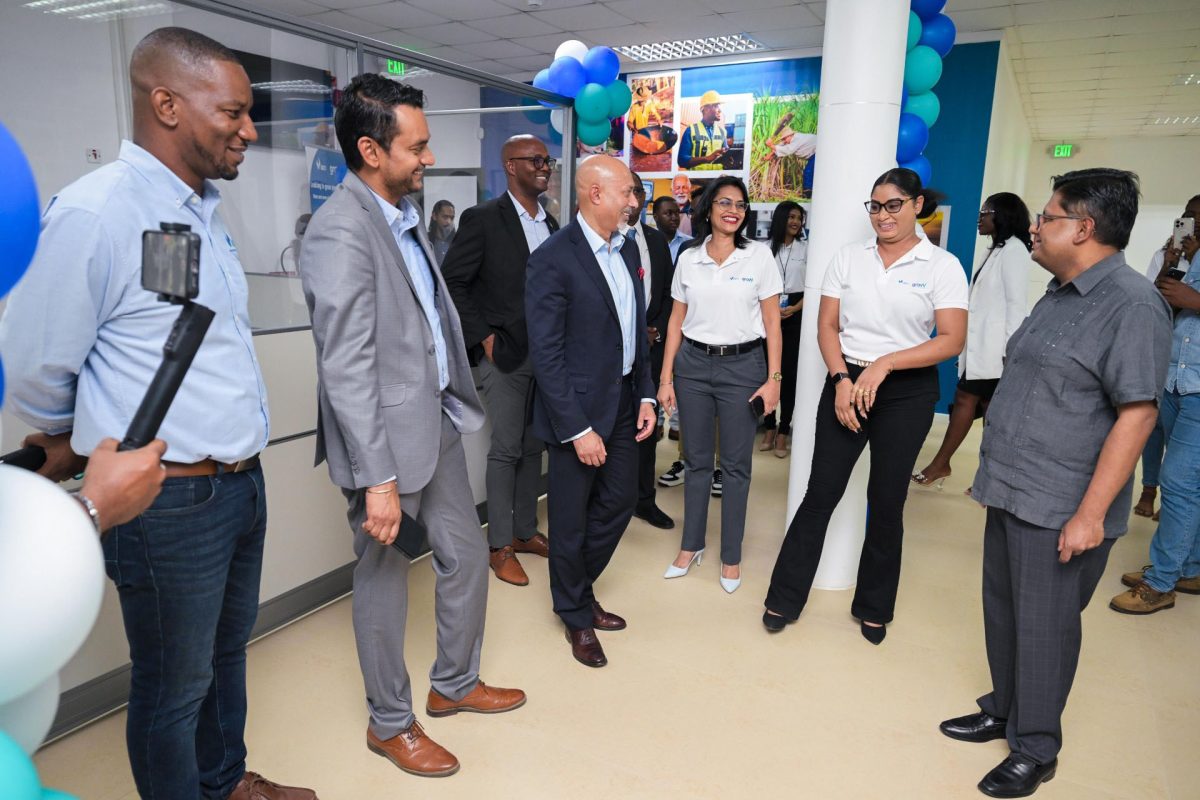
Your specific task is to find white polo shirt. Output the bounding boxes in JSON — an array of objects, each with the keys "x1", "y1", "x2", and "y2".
[
  {"x1": 671, "y1": 236, "x2": 783, "y2": 344},
  {"x1": 776, "y1": 238, "x2": 808, "y2": 295},
  {"x1": 822, "y1": 236, "x2": 968, "y2": 361}
]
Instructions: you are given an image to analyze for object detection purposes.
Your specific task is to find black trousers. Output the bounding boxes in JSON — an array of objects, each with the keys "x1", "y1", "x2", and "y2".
[
  {"x1": 763, "y1": 304, "x2": 802, "y2": 434},
  {"x1": 637, "y1": 378, "x2": 661, "y2": 511},
  {"x1": 547, "y1": 379, "x2": 638, "y2": 630},
  {"x1": 977, "y1": 507, "x2": 1114, "y2": 764},
  {"x1": 766, "y1": 363, "x2": 938, "y2": 623}
]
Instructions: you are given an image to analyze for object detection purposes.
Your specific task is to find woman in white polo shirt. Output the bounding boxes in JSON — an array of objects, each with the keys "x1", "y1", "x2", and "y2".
[
  {"x1": 912, "y1": 192, "x2": 1032, "y2": 490},
  {"x1": 658, "y1": 176, "x2": 783, "y2": 593},
  {"x1": 763, "y1": 167, "x2": 968, "y2": 643},
  {"x1": 760, "y1": 201, "x2": 808, "y2": 457}
]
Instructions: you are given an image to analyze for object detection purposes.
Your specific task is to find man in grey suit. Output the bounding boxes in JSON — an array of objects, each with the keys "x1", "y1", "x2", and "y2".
[{"x1": 298, "y1": 74, "x2": 525, "y2": 779}]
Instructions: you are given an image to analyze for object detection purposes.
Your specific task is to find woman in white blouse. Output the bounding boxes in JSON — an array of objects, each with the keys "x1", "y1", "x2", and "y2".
[
  {"x1": 658, "y1": 176, "x2": 783, "y2": 593},
  {"x1": 760, "y1": 201, "x2": 808, "y2": 457},
  {"x1": 763, "y1": 168, "x2": 968, "y2": 643},
  {"x1": 912, "y1": 192, "x2": 1032, "y2": 490}
]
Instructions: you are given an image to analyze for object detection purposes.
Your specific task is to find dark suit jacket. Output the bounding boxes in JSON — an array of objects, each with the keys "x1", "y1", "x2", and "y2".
[
  {"x1": 526, "y1": 219, "x2": 655, "y2": 445},
  {"x1": 441, "y1": 192, "x2": 559, "y2": 372},
  {"x1": 634, "y1": 221, "x2": 675, "y2": 384}
]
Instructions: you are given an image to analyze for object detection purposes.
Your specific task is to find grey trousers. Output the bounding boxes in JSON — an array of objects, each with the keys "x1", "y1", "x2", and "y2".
[
  {"x1": 478, "y1": 356, "x2": 544, "y2": 548},
  {"x1": 674, "y1": 342, "x2": 765, "y2": 565},
  {"x1": 344, "y1": 414, "x2": 489, "y2": 739},
  {"x1": 977, "y1": 507, "x2": 1114, "y2": 764}
]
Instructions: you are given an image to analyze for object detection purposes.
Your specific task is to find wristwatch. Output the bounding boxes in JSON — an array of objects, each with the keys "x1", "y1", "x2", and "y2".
[
  {"x1": 770, "y1": 371, "x2": 783, "y2": 382},
  {"x1": 830, "y1": 371, "x2": 851, "y2": 385}
]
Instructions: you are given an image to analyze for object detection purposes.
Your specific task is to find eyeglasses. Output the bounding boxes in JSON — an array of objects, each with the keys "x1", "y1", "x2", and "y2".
[
  {"x1": 864, "y1": 198, "x2": 912, "y2": 215},
  {"x1": 978, "y1": 209, "x2": 995, "y2": 216},
  {"x1": 508, "y1": 155, "x2": 556, "y2": 170},
  {"x1": 713, "y1": 198, "x2": 749, "y2": 213},
  {"x1": 1034, "y1": 212, "x2": 1088, "y2": 229}
]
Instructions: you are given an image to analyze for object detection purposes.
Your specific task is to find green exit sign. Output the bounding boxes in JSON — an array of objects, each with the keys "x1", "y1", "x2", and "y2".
[
  {"x1": 386, "y1": 59, "x2": 406, "y2": 76},
  {"x1": 1053, "y1": 143, "x2": 1074, "y2": 158}
]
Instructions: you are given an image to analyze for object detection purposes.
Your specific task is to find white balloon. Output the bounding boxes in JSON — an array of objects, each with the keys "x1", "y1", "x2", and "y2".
[
  {"x1": 0, "y1": 467, "x2": 105, "y2": 704},
  {"x1": 549, "y1": 108, "x2": 564, "y2": 134},
  {"x1": 0, "y1": 672, "x2": 59, "y2": 755},
  {"x1": 554, "y1": 39, "x2": 589, "y2": 64}
]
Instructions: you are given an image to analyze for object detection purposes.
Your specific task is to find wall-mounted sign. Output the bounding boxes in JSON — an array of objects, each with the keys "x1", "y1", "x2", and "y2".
[
  {"x1": 1052, "y1": 143, "x2": 1074, "y2": 158},
  {"x1": 387, "y1": 59, "x2": 406, "y2": 77}
]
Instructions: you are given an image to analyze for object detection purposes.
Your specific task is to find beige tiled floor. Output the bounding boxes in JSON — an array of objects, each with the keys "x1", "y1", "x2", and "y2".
[{"x1": 35, "y1": 419, "x2": 1199, "y2": 799}]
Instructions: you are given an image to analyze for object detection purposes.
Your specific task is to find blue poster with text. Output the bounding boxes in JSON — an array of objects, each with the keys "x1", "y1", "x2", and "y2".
[{"x1": 308, "y1": 146, "x2": 347, "y2": 212}]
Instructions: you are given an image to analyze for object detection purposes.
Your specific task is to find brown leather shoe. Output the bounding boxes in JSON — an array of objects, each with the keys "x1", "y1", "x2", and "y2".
[
  {"x1": 1109, "y1": 581, "x2": 1176, "y2": 615},
  {"x1": 367, "y1": 722, "x2": 459, "y2": 778},
  {"x1": 512, "y1": 533, "x2": 550, "y2": 558},
  {"x1": 489, "y1": 546, "x2": 529, "y2": 586},
  {"x1": 426, "y1": 680, "x2": 526, "y2": 717},
  {"x1": 226, "y1": 771, "x2": 317, "y2": 800},
  {"x1": 566, "y1": 627, "x2": 607, "y2": 667},
  {"x1": 1121, "y1": 565, "x2": 1200, "y2": 595},
  {"x1": 591, "y1": 600, "x2": 626, "y2": 631}
]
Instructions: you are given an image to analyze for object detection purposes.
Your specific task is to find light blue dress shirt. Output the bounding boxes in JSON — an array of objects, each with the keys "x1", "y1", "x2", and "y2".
[
  {"x1": 1166, "y1": 257, "x2": 1200, "y2": 396},
  {"x1": 668, "y1": 232, "x2": 692, "y2": 263},
  {"x1": 369, "y1": 190, "x2": 449, "y2": 391},
  {"x1": 0, "y1": 140, "x2": 269, "y2": 463},
  {"x1": 580, "y1": 218, "x2": 636, "y2": 377}
]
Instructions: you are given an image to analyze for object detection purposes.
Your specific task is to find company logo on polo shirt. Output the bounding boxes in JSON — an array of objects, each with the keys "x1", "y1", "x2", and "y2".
[
  {"x1": 729, "y1": 276, "x2": 754, "y2": 283},
  {"x1": 896, "y1": 278, "x2": 928, "y2": 288}
]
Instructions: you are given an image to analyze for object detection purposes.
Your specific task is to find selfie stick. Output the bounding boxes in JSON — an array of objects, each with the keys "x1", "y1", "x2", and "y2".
[{"x1": 0, "y1": 445, "x2": 48, "y2": 471}]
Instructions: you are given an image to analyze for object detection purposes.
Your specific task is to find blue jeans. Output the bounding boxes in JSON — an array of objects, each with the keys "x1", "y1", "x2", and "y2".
[
  {"x1": 102, "y1": 468, "x2": 266, "y2": 800},
  {"x1": 1144, "y1": 391, "x2": 1200, "y2": 592},
  {"x1": 1140, "y1": 413, "x2": 1165, "y2": 487}
]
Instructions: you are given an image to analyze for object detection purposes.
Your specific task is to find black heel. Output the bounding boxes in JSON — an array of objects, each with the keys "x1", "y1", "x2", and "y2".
[
  {"x1": 763, "y1": 610, "x2": 788, "y2": 633},
  {"x1": 860, "y1": 621, "x2": 886, "y2": 645}
]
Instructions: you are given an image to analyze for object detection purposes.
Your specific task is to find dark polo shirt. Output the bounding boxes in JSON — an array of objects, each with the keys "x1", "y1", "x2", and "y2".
[{"x1": 972, "y1": 252, "x2": 1172, "y2": 537}]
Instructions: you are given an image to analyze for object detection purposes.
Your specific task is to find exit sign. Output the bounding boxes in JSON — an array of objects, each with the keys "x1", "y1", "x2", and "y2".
[
  {"x1": 1053, "y1": 143, "x2": 1074, "y2": 158},
  {"x1": 386, "y1": 59, "x2": 406, "y2": 76}
]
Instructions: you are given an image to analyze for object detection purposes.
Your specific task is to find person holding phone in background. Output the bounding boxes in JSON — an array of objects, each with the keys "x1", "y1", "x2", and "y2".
[
  {"x1": 759, "y1": 201, "x2": 808, "y2": 458},
  {"x1": 658, "y1": 176, "x2": 782, "y2": 594}
]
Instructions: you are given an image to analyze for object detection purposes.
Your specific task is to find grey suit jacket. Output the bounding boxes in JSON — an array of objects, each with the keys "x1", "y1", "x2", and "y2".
[{"x1": 299, "y1": 171, "x2": 484, "y2": 494}]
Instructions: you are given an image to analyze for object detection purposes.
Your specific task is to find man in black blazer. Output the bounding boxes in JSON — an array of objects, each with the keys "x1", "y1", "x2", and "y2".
[
  {"x1": 526, "y1": 155, "x2": 658, "y2": 668},
  {"x1": 625, "y1": 172, "x2": 675, "y2": 530},
  {"x1": 443, "y1": 135, "x2": 559, "y2": 587}
]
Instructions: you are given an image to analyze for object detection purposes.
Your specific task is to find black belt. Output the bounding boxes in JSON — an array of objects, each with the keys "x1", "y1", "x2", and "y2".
[{"x1": 685, "y1": 336, "x2": 762, "y2": 356}]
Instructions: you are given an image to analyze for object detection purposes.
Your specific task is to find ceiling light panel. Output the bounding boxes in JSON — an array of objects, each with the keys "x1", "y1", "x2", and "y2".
[{"x1": 616, "y1": 33, "x2": 764, "y2": 63}]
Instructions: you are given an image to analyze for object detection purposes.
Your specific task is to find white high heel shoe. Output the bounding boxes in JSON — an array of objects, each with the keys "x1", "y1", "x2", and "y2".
[
  {"x1": 663, "y1": 549, "x2": 704, "y2": 579},
  {"x1": 719, "y1": 566, "x2": 741, "y2": 594}
]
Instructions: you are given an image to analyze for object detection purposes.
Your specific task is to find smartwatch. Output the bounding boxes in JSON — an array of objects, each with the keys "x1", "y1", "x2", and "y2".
[{"x1": 830, "y1": 371, "x2": 851, "y2": 385}]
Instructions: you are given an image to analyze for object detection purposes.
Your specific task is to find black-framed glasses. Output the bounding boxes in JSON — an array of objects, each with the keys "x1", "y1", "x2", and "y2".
[
  {"x1": 1034, "y1": 212, "x2": 1088, "y2": 229},
  {"x1": 713, "y1": 198, "x2": 749, "y2": 213},
  {"x1": 864, "y1": 197, "x2": 912, "y2": 215},
  {"x1": 508, "y1": 155, "x2": 556, "y2": 170}
]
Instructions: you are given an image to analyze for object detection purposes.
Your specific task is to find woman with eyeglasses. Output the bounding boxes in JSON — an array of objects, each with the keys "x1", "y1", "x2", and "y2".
[
  {"x1": 763, "y1": 167, "x2": 968, "y2": 643},
  {"x1": 912, "y1": 192, "x2": 1033, "y2": 491},
  {"x1": 760, "y1": 201, "x2": 808, "y2": 458},
  {"x1": 658, "y1": 176, "x2": 783, "y2": 593}
]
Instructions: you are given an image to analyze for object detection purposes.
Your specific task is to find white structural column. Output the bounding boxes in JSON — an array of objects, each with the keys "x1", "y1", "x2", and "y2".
[{"x1": 785, "y1": 0, "x2": 909, "y2": 590}]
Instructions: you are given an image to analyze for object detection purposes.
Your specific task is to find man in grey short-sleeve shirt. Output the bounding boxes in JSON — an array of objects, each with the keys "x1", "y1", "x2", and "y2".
[{"x1": 940, "y1": 169, "x2": 1172, "y2": 799}]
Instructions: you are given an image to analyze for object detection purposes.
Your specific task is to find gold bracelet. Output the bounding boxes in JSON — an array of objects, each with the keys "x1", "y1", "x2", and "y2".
[{"x1": 366, "y1": 485, "x2": 395, "y2": 495}]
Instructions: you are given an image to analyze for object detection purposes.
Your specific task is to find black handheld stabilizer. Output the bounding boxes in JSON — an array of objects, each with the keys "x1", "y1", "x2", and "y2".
[{"x1": 0, "y1": 445, "x2": 47, "y2": 471}]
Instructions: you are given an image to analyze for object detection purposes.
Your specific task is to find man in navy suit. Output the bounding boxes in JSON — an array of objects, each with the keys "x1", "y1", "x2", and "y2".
[{"x1": 526, "y1": 155, "x2": 658, "y2": 668}]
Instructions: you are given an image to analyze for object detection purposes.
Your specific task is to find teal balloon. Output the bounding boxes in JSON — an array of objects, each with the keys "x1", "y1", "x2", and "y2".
[
  {"x1": 604, "y1": 80, "x2": 632, "y2": 119},
  {"x1": 0, "y1": 731, "x2": 39, "y2": 800},
  {"x1": 903, "y1": 45, "x2": 943, "y2": 94},
  {"x1": 575, "y1": 82, "x2": 610, "y2": 124},
  {"x1": 904, "y1": 91, "x2": 940, "y2": 128},
  {"x1": 907, "y1": 11, "x2": 922, "y2": 51},
  {"x1": 42, "y1": 791, "x2": 81, "y2": 800},
  {"x1": 577, "y1": 118, "x2": 611, "y2": 147}
]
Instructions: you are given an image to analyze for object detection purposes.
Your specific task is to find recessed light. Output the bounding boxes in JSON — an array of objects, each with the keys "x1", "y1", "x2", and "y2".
[
  {"x1": 1150, "y1": 114, "x2": 1200, "y2": 125},
  {"x1": 1172, "y1": 73, "x2": 1198, "y2": 86},
  {"x1": 615, "y1": 34, "x2": 764, "y2": 64}
]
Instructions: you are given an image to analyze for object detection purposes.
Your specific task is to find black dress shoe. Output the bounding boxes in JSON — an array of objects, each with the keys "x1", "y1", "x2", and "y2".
[
  {"x1": 634, "y1": 504, "x2": 675, "y2": 529},
  {"x1": 590, "y1": 601, "x2": 627, "y2": 631},
  {"x1": 940, "y1": 711, "x2": 1008, "y2": 743},
  {"x1": 762, "y1": 610, "x2": 792, "y2": 632},
  {"x1": 978, "y1": 754, "x2": 1056, "y2": 798},
  {"x1": 565, "y1": 628, "x2": 607, "y2": 667}
]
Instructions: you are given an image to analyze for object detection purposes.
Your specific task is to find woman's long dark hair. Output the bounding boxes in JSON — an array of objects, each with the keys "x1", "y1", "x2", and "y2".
[
  {"x1": 985, "y1": 192, "x2": 1033, "y2": 250},
  {"x1": 682, "y1": 175, "x2": 753, "y2": 252},
  {"x1": 768, "y1": 201, "x2": 805, "y2": 256}
]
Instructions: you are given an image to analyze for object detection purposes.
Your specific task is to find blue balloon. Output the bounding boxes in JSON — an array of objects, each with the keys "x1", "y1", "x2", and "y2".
[
  {"x1": 907, "y1": 11, "x2": 922, "y2": 51},
  {"x1": 0, "y1": 731, "x2": 40, "y2": 800},
  {"x1": 903, "y1": 45, "x2": 943, "y2": 94},
  {"x1": 0, "y1": 355, "x2": 4, "y2": 412},
  {"x1": 548, "y1": 56, "x2": 587, "y2": 99},
  {"x1": 919, "y1": 13, "x2": 956, "y2": 57},
  {"x1": 901, "y1": 85, "x2": 909, "y2": 110},
  {"x1": 900, "y1": 154, "x2": 932, "y2": 186},
  {"x1": 532, "y1": 68, "x2": 556, "y2": 107},
  {"x1": 896, "y1": 112, "x2": 930, "y2": 163},
  {"x1": 0, "y1": 122, "x2": 41, "y2": 300},
  {"x1": 911, "y1": 0, "x2": 947, "y2": 22},
  {"x1": 42, "y1": 790, "x2": 81, "y2": 800},
  {"x1": 582, "y1": 46, "x2": 620, "y2": 86}
]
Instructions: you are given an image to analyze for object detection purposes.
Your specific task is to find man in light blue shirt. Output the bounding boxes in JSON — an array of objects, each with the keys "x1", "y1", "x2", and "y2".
[
  {"x1": 0, "y1": 28, "x2": 313, "y2": 800},
  {"x1": 652, "y1": 194, "x2": 691, "y2": 263}
]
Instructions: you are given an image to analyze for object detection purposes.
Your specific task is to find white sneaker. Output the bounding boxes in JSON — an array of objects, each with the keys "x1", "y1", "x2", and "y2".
[{"x1": 658, "y1": 461, "x2": 685, "y2": 487}]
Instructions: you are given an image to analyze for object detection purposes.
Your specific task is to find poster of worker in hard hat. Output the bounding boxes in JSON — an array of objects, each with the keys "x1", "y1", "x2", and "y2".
[
  {"x1": 628, "y1": 74, "x2": 679, "y2": 174},
  {"x1": 675, "y1": 90, "x2": 750, "y2": 173}
]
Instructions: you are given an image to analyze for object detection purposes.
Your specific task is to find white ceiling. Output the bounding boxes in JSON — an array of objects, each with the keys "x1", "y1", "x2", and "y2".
[{"x1": 248, "y1": 0, "x2": 1200, "y2": 139}]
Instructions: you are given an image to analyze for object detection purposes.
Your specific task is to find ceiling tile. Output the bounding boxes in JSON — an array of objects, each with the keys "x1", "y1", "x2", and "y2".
[
  {"x1": 947, "y1": 7, "x2": 1015, "y2": 31},
  {"x1": 252, "y1": 0, "x2": 326, "y2": 17},
  {"x1": 716, "y1": 4, "x2": 821, "y2": 32},
  {"x1": 459, "y1": 39, "x2": 539, "y2": 60},
  {"x1": 495, "y1": 0, "x2": 595, "y2": 9},
  {"x1": 1022, "y1": 53, "x2": 1107, "y2": 72},
  {"x1": 406, "y1": 20, "x2": 498, "y2": 45},
  {"x1": 421, "y1": 45, "x2": 475, "y2": 62},
  {"x1": 693, "y1": 0, "x2": 796, "y2": 10},
  {"x1": 343, "y1": 2, "x2": 448, "y2": 28},
  {"x1": 462, "y1": 13, "x2": 564, "y2": 37},
  {"x1": 404, "y1": 0, "x2": 513, "y2": 20},
  {"x1": 1017, "y1": 19, "x2": 1114, "y2": 43},
  {"x1": 1013, "y1": 0, "x2": 1119, "y2": 25},
  {"x1": 1018, "y1": 38, "x2": 1107, "y2": 59},
  {"x1": 530, "y1": 4, "x2": 635, "y2": 31},
  {"x1": 458, "y1": 58, "x2": 511, "y2": 74},
  {"x1": 510, "y1": 32, "x2": 579, "y2": 53},
  {"x1": 301, "y1": 9, "x2": 392, "y2": 33},
  {"x1": 602, "y1": 0, "x2": 704, "y2": 24},
  {"x1": 371, "y1": 29, "x2": 442, "y2": 50},
  {"x1": 1112, "y1": 10, "x2": 1196, "y2": 35},
  {"x1": 637, "y1": 15, "x2": 728, "y2": 41},
  {"x1": 747, "y1": 25, "x2": 824, "y2": 50},
  {"x1": 585, "y1": 23, "x2": 654, "y2": 47},
  {"x1": 497, "y1": 54, "x2": 557, "y2": 71},
  {"x1": 300, "y1": 0, "x2": 376, "y2": 10}
]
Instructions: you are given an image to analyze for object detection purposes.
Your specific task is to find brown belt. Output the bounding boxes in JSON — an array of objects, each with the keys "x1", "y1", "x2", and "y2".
[{"x1": 162, "y1": 454, "x2": 261, "y2": 478}]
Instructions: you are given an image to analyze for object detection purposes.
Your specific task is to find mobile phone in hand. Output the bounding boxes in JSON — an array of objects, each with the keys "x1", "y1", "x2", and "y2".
[
  {"x1": 1173, "y1": 217, "x2": 1195, "y2": 250},
  {"x1": 1165, "y1": 268, "x2": 1187, "y2": 281},
  {"x1": 750, "y1": 395, "x2": 766, "y2": 416}
]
